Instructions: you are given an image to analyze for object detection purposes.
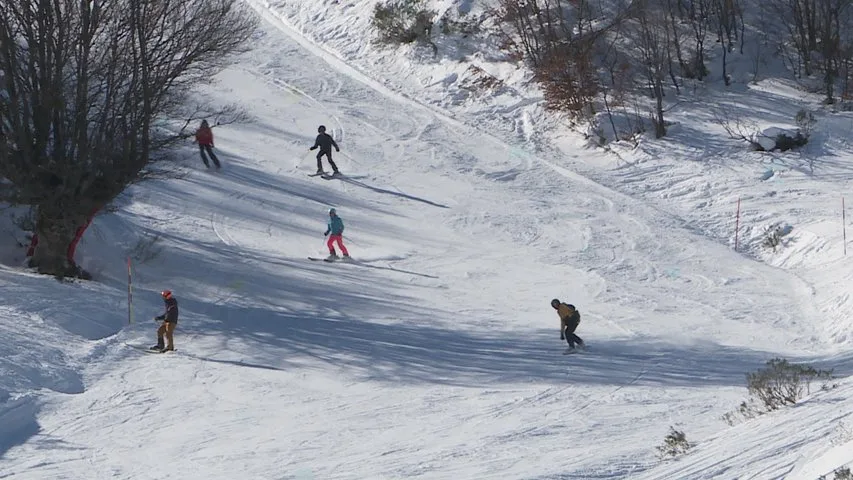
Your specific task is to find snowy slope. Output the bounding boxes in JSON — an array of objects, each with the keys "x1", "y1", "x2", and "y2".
[
  {"x1": 1, "y1": 1, "x2": 853, "y2": 479},
  {"x1": 271, "y1": 0, "x2": 853, "y2": 347}
]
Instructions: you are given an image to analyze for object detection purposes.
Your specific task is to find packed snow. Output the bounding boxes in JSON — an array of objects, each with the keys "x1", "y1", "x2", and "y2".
[{"x1": 2, "y1": 1, "x2": 853, "y2": 479}]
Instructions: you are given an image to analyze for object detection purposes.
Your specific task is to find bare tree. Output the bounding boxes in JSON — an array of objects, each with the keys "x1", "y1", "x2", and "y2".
[
  {"x1": 664, "y1": 0, "x2": 689, "y2": 84},
  {"x1": 767, "y1": 0, "x2": 853, "y2": 101},
  {"x1": 0, "y1": 0, "x2": 256, "y2": 277},
  {"x1": 767, "y1": 0, "x2": 818, "y2": 76},
  {"x1": 814, "y1": 0, "x2": 852, "y2": 103},
  {"x1": 710, "y1": 0, "x2": 742, "y2": 85},
  {"x1": 601, "y1": 31, "x2": 630, "y2": 141},
  {"x1": 537, "y1": 37, "x2": 601, "y2": 115},
  {"x1": 631, "y1": 0, "x2": 670, "y2": 138},
  {"x1": 492, "y1": 0, "x2": 579, "y2": 67},
  {"x1": 685, "y1": 0, "x2": 711, "y2": 80}
]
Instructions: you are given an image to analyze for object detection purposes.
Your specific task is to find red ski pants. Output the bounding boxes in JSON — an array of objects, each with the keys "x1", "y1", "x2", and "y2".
[{"x1": 327, "y1": 234, "x2": 348, "y2": 255}]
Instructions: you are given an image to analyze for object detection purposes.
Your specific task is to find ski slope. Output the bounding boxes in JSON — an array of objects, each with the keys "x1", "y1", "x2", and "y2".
[{"x1": 2, "y1": 1, "x2": 853, "y2": 479}]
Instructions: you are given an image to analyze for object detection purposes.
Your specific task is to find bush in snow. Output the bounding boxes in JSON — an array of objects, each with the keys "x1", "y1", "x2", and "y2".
[
  {"x1": 834, "y1": 466, "x2": 853, "y2": 480},
  {"x1": 795, "y1": 109, "x2": 817, "y2": 137},
  {"x1": 372, "y1": 0, "x2": 436, "y2": 45},
  {"x1": 819, "y1": 466, "x2": 853, "y2": 480},
  {"x1": 437, "y1": 8, "x2": 481, "y2": 37},
  {"x1": 746, "y1": 358, "x2": 833, "y2": 411},
  {"x1": 831, "y1": 422, "x2": 853, "y2": 446},
  {"x1": 656, "y1": 426, "x2": 691, "y2": 459},
  {"x1": 760, "y1": 223, "x2": 793, "y2": 252},
  {"x1": 721, "y1": 399, "x2": 763, "y2": 426},
  {"x1": 750, "y1": 127, "x2": 807, "y2": 152}
]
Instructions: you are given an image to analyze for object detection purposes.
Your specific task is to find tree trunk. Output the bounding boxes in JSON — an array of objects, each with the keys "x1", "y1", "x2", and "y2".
[
  {"x1": 29, "y1": 204, "x2": 92, "y2": 278},
  {"x1": 654, "y1": 78, "x2": 667, "y2": 138}
]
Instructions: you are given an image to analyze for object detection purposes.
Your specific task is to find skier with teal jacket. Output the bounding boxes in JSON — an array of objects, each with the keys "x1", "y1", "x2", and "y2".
[{"x1": 324, "y1": 208, "x2": 349, "y2": 260}]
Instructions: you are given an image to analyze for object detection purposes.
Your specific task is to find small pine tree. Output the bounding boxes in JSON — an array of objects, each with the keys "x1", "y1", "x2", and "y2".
[{"x1": 656, "y1": 427, "x2": 691, "y2": 459}]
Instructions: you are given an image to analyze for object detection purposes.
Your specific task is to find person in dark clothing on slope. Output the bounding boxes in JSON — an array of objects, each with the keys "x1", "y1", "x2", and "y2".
[
  {"x1": 309, "y1": 125, "x2": 340, "y2": 175},
  {"x1": 152, "y1": 290, "x2": 179, "y2": 352},
  {"x1": 195, "y1": 119, "x2": 221, "y2": 169},
  {"x1": 551, "y1": 298, "x2": 585, "y2": 352}
]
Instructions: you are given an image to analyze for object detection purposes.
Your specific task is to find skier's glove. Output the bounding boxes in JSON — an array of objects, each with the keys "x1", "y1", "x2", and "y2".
[
  {"x1": 560, "y1": 334, "x2": 565, "y2": 340},
  {"x1": 324, "y1": 231, "x2": 329, "y2": 237},
  {"x1": 335, "y1": 148, "x2": 340, "y2": 152}
]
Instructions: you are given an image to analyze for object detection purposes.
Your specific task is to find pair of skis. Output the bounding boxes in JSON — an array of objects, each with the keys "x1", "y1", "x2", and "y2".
[{"x1": 307, "y1": 256, "x2": 353, "y2": 263}]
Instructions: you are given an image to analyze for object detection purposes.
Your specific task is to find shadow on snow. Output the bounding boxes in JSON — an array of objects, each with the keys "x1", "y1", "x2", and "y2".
[{"x1": 147, "y1": 235, "x2": 853, "y2": 390}]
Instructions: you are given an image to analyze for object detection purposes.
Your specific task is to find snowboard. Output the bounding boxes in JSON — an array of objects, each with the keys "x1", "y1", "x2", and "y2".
[{"x1": 125, "y1": 343, "x2": 177, "y2": 354}]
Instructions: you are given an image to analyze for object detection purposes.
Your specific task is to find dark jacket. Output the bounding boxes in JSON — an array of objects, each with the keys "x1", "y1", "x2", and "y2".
[
  {"x1": 310, "y1": 133, "x2": 339, "y2": 153},
  {"x1": 156, "y1": 298, "x2": 179, "y2": 323}
]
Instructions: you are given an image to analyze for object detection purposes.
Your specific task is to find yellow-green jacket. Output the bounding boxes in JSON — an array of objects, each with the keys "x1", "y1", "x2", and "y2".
[{"x1": 556, "y1": 303, "x2": 580, "y2": 334}]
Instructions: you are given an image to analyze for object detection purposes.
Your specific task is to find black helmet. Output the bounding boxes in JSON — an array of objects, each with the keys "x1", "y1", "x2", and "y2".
[
  {"x1": 318, "y1": 125, "x2": 326, "y2": 133},
  {"x1": 550, "y1": 299, "x2": 560, "y2": 308}
]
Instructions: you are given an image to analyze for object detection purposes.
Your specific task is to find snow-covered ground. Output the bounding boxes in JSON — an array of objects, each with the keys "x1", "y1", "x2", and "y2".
[{"x1": 2, "y1": 1, "x2": 853, "y2": 479}]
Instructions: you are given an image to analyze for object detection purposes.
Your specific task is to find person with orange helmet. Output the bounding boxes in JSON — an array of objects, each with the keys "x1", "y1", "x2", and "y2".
[{"x1": 151, "y1": 290, "x2": 179, "y2": 352}]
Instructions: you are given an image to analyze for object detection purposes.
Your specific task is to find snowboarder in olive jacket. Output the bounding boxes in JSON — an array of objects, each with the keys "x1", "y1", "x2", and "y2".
[{"x1": 551, "y1": 298, "x2": 585, "y2": 351}]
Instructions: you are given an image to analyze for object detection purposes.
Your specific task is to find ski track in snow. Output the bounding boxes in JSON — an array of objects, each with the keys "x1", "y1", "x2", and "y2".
[{"x1": 2, "y1": 1, "x2": 853, "y2": 479}]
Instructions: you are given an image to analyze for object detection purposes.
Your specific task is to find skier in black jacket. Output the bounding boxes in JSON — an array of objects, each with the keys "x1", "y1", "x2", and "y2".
[
  {"x1": 151, "y1": 290, "x2": 179, "y2": 352},
  {"x1": 309, "y1": 125, "x2": 340, "y2": 175}
]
